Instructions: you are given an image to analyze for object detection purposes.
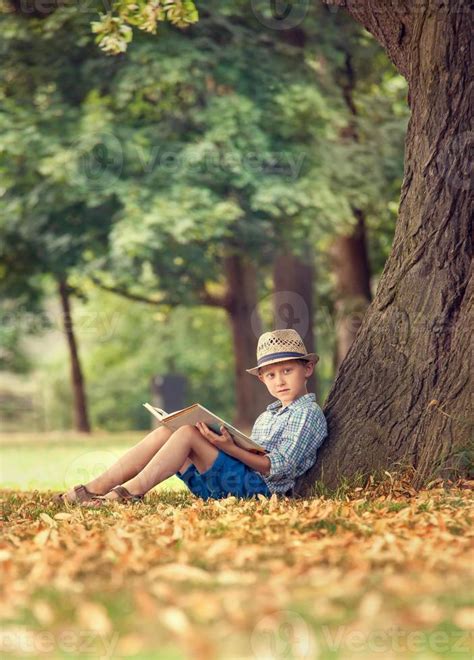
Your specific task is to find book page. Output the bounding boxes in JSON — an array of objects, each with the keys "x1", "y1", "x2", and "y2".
[
  {"x1": 143, "y1": 403, "x2": 167, "y2": 420},
  {"x1": 143, "y1": 402, "x2": 266, "y2": 453}
]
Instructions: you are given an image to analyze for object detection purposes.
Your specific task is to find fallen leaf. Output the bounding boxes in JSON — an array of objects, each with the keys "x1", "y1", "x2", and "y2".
[
  {"x1": 454, "y1": 607, "x2": 474, "y2": 630},
  {"x1": 161, "y1": 607, "x2": 191, "y2": 635},
  {"x1": 77, "y1": 601, "x2": 112, "y2": 635}
]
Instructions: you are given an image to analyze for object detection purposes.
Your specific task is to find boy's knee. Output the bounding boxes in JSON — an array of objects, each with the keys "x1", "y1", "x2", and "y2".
[
  {"x1": 155, "y1": 426, "x2": 173, "y2": 440},
  {"x1": 170, "y1": 424, "x2": 201, "y2": 443},
  {"x1": 174, "y1": 424, "x2": 196, "y2": 435}
]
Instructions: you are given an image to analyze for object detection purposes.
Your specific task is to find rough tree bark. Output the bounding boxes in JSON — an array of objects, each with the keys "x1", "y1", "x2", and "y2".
[
  {"x1": 295, "y1": 1, "x2": 473, "y2": 492},
  {"x1": 330, "y1": 210, "x2": 372, "y2": 368},
  {"x1": 272, "y1": 249, "x2": 319, "y2": 398},
  {"x1": 57, "y1": 278, "x2": 90, "y2": 433}
]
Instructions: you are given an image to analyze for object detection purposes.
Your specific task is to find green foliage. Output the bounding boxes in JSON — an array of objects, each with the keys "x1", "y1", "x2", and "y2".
[
  {"x1": 88, "y1": 3, "x2": 407, "y2": 303},
  {"x1": 92, "y1": 0, "x2": 199, "y2": 55},
  {"x1": 0, "y1": 1, "x2": 408, "y2": 428},
  {"x1": 27, "y1": 285, "x2": 236, "y2": 430},
  {"x1": 0, "y1": 7, "x2": 122, "y2": 366},
  {"x1": 84, "y1": 299, "x2": 236, "y2": 430}
]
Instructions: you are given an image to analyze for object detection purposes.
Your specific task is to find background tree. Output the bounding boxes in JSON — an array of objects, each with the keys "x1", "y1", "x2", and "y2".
[
  {"x1": 1, "y1": 1, "x2": 410, "y2": 449},
  {"x1": 272, "y1": 247, "x2": 318, "y2": 396},
  {"x1": 0, "y1": 14, "x2": 122, "y2": 431},
  {"x1": 79, "y1": 4, "x2": 354, "y2": 427}
]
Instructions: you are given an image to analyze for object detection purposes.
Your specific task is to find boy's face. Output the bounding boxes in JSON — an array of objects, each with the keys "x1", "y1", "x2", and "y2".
[{"x1": 257, "y1": 359, "x2": 314, "y2": 406}]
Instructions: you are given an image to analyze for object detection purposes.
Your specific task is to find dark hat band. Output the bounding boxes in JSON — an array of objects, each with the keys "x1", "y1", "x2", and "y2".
[{"x1": 257, "y1": 351, "x2": 305, "y2": 366}]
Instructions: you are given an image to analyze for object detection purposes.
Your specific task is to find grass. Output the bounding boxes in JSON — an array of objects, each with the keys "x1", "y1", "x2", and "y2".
[
  {"x1": 0, "y1": 431, "x2": 185, "y2": 493},
  {"x1": 1, "y1": 433, "x2": 473, "y2": 659}
]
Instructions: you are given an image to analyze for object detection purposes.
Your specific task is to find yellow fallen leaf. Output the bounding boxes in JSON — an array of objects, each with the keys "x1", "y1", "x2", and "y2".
[
  {"x1": 216, "y1": 570, "x2": 257, "y2": 585},
  {"x1": 33, "y1": 528, "x2": 50, "y2": 547},
  {"x1": 133, "y1": 589, "x2": 158, "y2": 617},
  {"x1": 77, "y1": 601, "x2": 112, "y2": 635},
  {"x1": 172, "y1": 524, "x2": 184, "y2": 540},
  {"x1": 203, "y1": 538, "x2": 235, "y2": 560},
  {"x1": 32, "y1": 600, "x2": 55, "y2": 625},
  {"x1": 412, "y1": 600, "x2": 444, "y2": 625},
  {"x1": 54, "y1": 512, "x2": 73, "y2": 521},
  {"x1": 39, "y1": 513, "x2": 56, "y2": 527},
  {"x1": 116, "y1": 634, "x2": 145, "y2": 655},
  {"x1": 358, "y1": 592, "x2": 382, "y2": 618},
  {"x1": 161, "y1": 607, "x2": 191, "y2": 635},
  {"x1": 149, "y1": 563, "x2": 212, "y2": 583},
  {"x1": 454, "y1": 607, "x2": 474, "y2": 630}
]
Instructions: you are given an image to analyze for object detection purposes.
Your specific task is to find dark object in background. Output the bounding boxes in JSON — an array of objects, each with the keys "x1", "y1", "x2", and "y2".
[{"x1": 150, "y1": 374, "x2": 187, "y2": 426}]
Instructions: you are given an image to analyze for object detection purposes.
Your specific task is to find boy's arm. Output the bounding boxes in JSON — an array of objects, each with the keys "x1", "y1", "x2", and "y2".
[
  {"x1": 224, "y1": 444, "x2": 271, "y2": 476},
  {"x1": 263, "y1": 408, "x2": 328, "y2": 481},
  {"x1": 195, "y1": 421, "x2": 271, "y2": 475}
]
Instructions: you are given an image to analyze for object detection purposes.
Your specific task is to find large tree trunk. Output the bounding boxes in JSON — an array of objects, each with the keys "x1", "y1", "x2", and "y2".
[
  {"x1": 272, "y1": 249, "x2": 319, "y2": 398},
  {"x1": 296, "y1": 3, "x2": 473, "y2": 492},
  {"x1": 58, "y1": 279, "x2": 91, "y2": 433},
  {"x1": 330, "y1": 210, "x2": 372, "y2": 369},
  {"x1": 224, "y1": 254, "x2": 272, "y2": 430}
]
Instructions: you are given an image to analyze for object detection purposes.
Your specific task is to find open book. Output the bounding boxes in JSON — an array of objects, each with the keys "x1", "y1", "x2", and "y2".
[{"x1": 143, "y1": 402, "x2": 267, "y2": 454}]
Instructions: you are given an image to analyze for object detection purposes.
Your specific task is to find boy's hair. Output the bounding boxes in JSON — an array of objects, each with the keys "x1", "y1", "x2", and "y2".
[{"x1": 258, "y1": 357, "x2": 313, "y2": 377}]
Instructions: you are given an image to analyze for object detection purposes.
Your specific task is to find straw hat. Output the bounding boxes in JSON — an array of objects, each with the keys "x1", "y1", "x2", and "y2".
[{"x1": 246, "y1": 329, "x2": 319, "y2": 376}]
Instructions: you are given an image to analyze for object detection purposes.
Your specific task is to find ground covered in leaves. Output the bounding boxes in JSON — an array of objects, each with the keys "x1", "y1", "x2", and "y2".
[{"x1": 0, "y1": 479, "x2": 473, "y2": 659}]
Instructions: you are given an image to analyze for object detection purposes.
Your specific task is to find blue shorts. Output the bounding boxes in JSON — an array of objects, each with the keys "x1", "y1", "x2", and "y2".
[{"x1": 176, "y1": 450, "x2": 272, "y2": 500}]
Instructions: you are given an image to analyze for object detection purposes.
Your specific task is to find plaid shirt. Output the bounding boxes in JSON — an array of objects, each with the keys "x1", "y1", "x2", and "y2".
[{"x1": 251, "y1": 393, "x2": 327, "y2": 495}]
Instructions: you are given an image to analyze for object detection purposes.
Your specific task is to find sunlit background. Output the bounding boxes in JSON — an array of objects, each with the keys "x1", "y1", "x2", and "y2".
[{"x1": 0, "y1": 0, "x2": 408, "y2": 490}]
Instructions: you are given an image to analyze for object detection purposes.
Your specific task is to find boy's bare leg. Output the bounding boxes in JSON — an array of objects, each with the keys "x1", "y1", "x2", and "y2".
[
  {"x1": 62, "y1": 426, "x2": 176, "y2": 500},
  {"x1": 101, "y1": 425, "x2": 219, "y2": 499}
]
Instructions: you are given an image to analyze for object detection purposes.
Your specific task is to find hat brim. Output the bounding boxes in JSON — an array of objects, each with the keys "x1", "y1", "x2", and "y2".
[{"x1": 246, "y1": 353, "x2": 319, "y2": 376}]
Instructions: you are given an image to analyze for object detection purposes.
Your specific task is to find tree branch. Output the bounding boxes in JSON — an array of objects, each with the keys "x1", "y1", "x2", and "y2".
[
  {"x1": 90, "y1": 276, "x2": 232, "y2": 311},
  {"x1": 197, "y1": 285, "x2": 232, "y2": 310},
  {"x1": 324, "y1": 0, "x2": 414, "y2": 80},
  {"x1": 90, "y1": 277, "x2": 171, "y2": 307}
]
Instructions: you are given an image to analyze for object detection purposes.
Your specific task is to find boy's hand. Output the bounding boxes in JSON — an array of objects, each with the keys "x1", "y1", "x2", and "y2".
[{"x1": 195, "y1": 422, "x2": 236, "y2": 451}]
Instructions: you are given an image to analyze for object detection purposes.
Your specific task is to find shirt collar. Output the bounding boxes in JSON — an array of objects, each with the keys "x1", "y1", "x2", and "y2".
[{"x1": 266, "y1": 392, "x2": 316, "y2": 415}]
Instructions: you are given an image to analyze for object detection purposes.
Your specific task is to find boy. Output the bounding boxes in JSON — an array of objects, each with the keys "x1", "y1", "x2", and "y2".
[{"x1": 56, "y1": 329, "x2": 327, "y2": 504}]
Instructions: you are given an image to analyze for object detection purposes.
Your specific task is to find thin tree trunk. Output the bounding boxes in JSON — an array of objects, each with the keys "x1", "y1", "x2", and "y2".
[
  {"x1": 295, "y1": 4, "x2": 473, "y2": 492},
  {"x1": 224, "y1": 254, "x2": 271, "y2": 430},
  {"x1": 272, "y1": 249, "x2": 319, "y2": 399},
  {"x1": 330, "y1": 210, "x2": 372, "y2": 369},
  {"x1": 331, "y1": 46, "x2": 373, "y2": 370},
  {"x1": 58, "y1": 278, "x2": 90, "y2": 433},
  {"x1": 92, "y1": 255, "x2": 271, "y2": 431}
]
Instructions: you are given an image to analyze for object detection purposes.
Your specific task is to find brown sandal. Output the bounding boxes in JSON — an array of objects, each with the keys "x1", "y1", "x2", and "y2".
[
  {"x1": 52, "y1": 484, "x2": 102, "y2": 505},
  {"x1": 110, "y1": 485, "x2": 145, "y2": 503},
  {"x1": 86, "y1": 485, "x2": 145, "y2": 507}
]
